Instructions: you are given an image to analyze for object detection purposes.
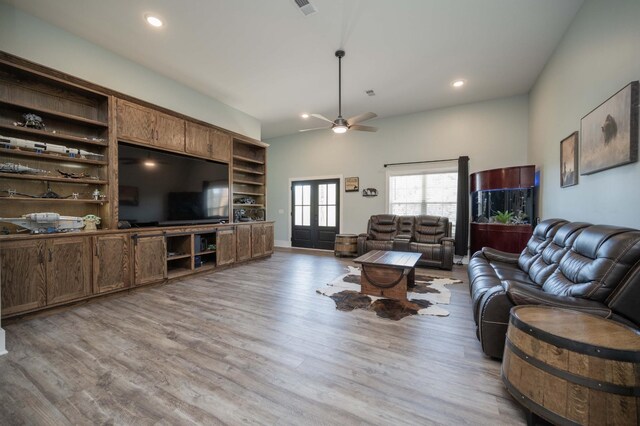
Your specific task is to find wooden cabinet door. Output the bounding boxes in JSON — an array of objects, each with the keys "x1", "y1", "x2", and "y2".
[
  {"x1": 93, "y1": 235, "x2": 131, "y2": 294},
  {"x1": 185, "y1": 122, "x2": 211, "y2": 157},
  {"x1": 216, "y1": 229, "x2": 236, "y2": 266},
  {"x1": 46, "y1": 237, "x2": 91, "y2": 305},
  {"x1": 236, "y1": 225, "x2": 252, "y2": 262},
  {"x1": 155, "y1": 111, "x2": 185, "y2": 152},
  {"x1": 209, "y1": 129, "x2": 231, "y2": 163},
  {"x1": 0, "y1": 240, "x2": 47, "y2": 316},
  {"x1": 264, "y1": 222, "x2": 274, "y2": 256},
  {"x1": 116, "y1": 99, "x2": 155, "y2": 144},
  {"x1": 133, "y1": 235, "x2": 166, "y2": 286},
  {"x1": 251, "y1": 224, "x2": 265, "y2": 258}
]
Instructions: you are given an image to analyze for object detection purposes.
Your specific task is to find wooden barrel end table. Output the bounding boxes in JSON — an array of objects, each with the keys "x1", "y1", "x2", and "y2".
[
  {"x1": 502, "y1": 306, "x2": 640, "y2": 426},
  {"x1": 334, "y1": 234, "x2": 358, "y2": 257}
]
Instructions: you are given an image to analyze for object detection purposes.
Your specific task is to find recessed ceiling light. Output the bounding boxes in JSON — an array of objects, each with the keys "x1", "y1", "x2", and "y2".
[
  {"x1": 451, "y1": 79, "x2": 466, "y2": 88},
  {"x1": 145, "y1": 14, "x2": 164, "y2": 28},
  {"x1": 301, "y1": 113, "x2": 309, "y2": 119}
]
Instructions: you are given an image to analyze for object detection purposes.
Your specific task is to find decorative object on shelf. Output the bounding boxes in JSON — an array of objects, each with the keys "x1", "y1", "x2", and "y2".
[
  {"x1": 235, "y1": 196, "x2": 255, "y2": 205},
  {"x1": 92, "y1": 188, "x2": 106, "y2": 201},
  {"x1": 82, "y1": 214, "x2": 101, "y2": 231},
  {"x1": 234, "y1": 208, "x2": 246, "y2": 222},
  {"x1": 580, "y1": 81, "x2": 638, "y2": 175},
  {"x1": 345, "y1": 177, "x2": 359, "y2": 192},
  {"x1": 41, "y1": 184, "x2": 61, "y2": 199},
  {"x1": 7, "y1": 189, "x2": 16, "y2": 198},
  {"x1": 0, "y1": 134, "x2": 105, "y2": 160},
  {"x1": 0, "y1": 212, "x2": 84, "y2": 233},
  {"x1": 14, "y1": 113, "x2": 46, "y2": 130},
  {"x1": 71, "y1": 192, "x2": 79, "y2": 200},
  {"x1": 560, "y1": 131, "x2": 579, "y2": 187},
  {"x1": 57, "y1": 169, "x2": 98, "y2": 180},
  {"x1": 362, "y1": 188, "x2": 378, "y2": 197},
  {"x1": 0, "y1": 162, "x2": 49, "y2": 175}
]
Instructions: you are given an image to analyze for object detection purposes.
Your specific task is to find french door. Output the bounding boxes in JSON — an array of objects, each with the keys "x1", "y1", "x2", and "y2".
[{"x1": 291, "y1": 179, "x2": 340, "y2": 249}]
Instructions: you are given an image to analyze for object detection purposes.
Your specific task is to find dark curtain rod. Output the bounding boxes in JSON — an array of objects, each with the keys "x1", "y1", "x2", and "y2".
[{"x1": 384, "y1": 158, "x2": 460, "y2": 168}]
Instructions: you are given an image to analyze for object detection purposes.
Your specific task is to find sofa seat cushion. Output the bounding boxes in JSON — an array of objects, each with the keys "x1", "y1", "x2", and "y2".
[
  {"x1": 409, "y1": 242, "x2": 442, "y2": 260},
  {"x1": 365, "y1": 240, "x2": 394, "y2": 251}
]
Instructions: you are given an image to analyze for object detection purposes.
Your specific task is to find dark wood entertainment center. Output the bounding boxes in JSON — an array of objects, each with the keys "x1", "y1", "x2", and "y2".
[{"x1": 0, "y1": 51, "x2": 273, "y2": 319}]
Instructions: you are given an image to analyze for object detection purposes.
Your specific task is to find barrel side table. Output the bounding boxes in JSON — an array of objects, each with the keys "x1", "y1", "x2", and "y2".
[
  {"x1": 334, "y1": 234, "x2": 358, "y2": 257},
  {"x1": 502, "y1": 306, "x2": 640, "y2": 426}
]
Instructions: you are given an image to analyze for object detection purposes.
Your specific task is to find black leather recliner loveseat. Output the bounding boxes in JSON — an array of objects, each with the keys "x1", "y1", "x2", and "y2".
[{"x1": 468, "y1": 218, "x2": 640, "y2": 358}]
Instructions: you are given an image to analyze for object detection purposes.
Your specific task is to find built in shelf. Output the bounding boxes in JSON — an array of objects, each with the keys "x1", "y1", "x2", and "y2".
[
  {"x1": 167, "y1": 254, "x2": 191, "y2": 261},
  {"x1": 167, "y1": 268, "x2": 193, "y2": 279},
  {"x1": 0, "y1": 172, "x2": 107, "y2": 185},
  {"x1": 233, "y1": 166, "x2": 264, "y2": 175},
  {"x1": 233, "y1": 203, "x2": 264, "y2": 208},
  {"x1": 233, "y1": 179, "x2": 264, "y2": 186},
  {"x1": 0, "y1": 148, "x2": 108, "y2": 165},
  {"x1": 0, "y1": 99, "x2": 108, "y2": 128},
  {"x1": 0, "y1": 123, "x2": 108, "y2": 146},
  {"x1": 233, "y1": 154, "x2": 264, "y2": 165},
  {"x1": 196, "y1": 249, "x2": 216, "y2": 256},
  {"x1": 0, "y1": 196, "x2": 108, "y2": 204},
  {"x1": 233, "y1": 191, "x2": 264, "y2": 196}
]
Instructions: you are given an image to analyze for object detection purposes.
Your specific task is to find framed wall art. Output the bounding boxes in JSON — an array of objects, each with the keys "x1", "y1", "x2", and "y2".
[
  {"x1": 345, "y1": 177, "x2": 359, "y2": 192},
  {"x1": 580, "y1": 81, "x2": 638, "y2": 175},
  {"x1": 560, "y1": 131, "x2": 578, "y2": 187}
]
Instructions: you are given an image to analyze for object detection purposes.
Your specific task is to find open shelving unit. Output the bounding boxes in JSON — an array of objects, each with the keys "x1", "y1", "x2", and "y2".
[
  {"x1": 194, "y1": 231, "x2": 217, "y2": 272},
  {"x1": 0, "y1": 59, "x2": 112, "y2": 230},
  {"x1": 232, "y1": 138, "x2": 267, "y2": 222},
  {"x1": 166, "y1": 233, "x2": 194, "y2": 278}
]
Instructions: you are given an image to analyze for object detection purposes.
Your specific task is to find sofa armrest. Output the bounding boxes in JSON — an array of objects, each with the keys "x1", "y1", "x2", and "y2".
[
  {"x1": 357, "y1": 233, "x2": 369, "y2": 256},
  {"x1": 481, "y1": 247, "x2": 520, "y2": 264},
  {"x1": 393, "y1": 235, "x2": 412, "y2": 252},
  {"x1": 505, "y1": 281, "x2": 613, "y2": 318},
  {"x1": 441, "y1": 237, "x2": 455, "y2": 245}
]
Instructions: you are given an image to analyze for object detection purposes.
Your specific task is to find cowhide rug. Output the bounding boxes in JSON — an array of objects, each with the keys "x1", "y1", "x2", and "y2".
[{"x1": 317, "y1": 266, "x2": 463, "y2": 320}]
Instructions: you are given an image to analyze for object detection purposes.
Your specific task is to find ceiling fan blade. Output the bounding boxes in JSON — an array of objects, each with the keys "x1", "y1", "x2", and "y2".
[
  {"x1": 346, "y1": 112, "x2": 377, "y2": 126},
  {"x1": 299, "y1": 126, "x2": 330, "y2": 132},
  {"x1": 310, "y1": 113, "x2": 334, "y2": 124},
  {"x1": 349, "y1": 124, "x2": 378, "y2": 132}
]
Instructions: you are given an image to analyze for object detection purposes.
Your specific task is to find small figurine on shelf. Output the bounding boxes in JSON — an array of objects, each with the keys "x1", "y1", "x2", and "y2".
[
  {"x1": 92, "y1": 188, "x2": 106, "y2": 201},
  {"x1": 14, "y1": 113, "x2": 46, "y2": 130},
  {"x1": 82, "y1": 215, "x2": 101, "y2": 231}
]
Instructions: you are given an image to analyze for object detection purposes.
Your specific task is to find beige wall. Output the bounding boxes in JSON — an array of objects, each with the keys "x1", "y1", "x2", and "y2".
[
  {"x1": 528, "y1": 0, "x2": 640, "y2": 227},
  {"x1": 266, "y1": 95, "x2": 529, "y2": 246}
]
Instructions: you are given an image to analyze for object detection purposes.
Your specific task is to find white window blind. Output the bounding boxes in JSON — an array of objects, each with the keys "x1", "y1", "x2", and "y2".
[{"x1": 387, "y1": 167, "x2": 458, "y2": 233}]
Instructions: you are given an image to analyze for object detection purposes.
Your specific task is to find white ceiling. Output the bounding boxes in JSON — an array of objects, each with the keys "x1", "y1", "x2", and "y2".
[{"x1": 6, "y1": 0, "x2": 583, "y2": 140}]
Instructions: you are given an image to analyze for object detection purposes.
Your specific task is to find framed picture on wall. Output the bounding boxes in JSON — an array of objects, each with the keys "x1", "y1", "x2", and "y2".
[
  {"x1": 580, "y1": 81, "x2": 639, "y2": 175},
  {"x1": 560, "y1": 131, "x2": 578, "y2": 188},
  {"x1": 345, "y1": 177, "x2": 359, "y2": 192}
]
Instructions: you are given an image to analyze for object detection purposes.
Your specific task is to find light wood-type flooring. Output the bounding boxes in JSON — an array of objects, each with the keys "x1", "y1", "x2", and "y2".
[{"x1": 0, "y1": 249, "x2": 526, "y2": 425}]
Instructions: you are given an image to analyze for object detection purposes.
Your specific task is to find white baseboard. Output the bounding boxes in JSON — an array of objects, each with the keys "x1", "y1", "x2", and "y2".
[
  {"x1": 0, "y1": 328, "x2": 6, "y2": 356},
  {"x1": 275, "y1": 240, "x2": 291, "y2": 248}
]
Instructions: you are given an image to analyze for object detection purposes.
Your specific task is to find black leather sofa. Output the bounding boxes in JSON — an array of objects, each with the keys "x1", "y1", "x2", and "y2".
[
  {"x1": 468, "y1": 219, "x2": 640, "y2": 358},
  {"x1": 357, "y1": 214, "x2": 455, "y2": 270}
]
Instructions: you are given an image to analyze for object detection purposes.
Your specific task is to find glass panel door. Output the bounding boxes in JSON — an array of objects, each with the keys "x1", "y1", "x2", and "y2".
[{"x1": 291, "y1": 179, "x2": 340, "y2": 249}]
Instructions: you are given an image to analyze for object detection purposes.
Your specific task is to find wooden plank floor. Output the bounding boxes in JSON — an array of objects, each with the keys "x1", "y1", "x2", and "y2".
[{"x1": 0, "y1": 249, "x2": 526, "y2": 425}]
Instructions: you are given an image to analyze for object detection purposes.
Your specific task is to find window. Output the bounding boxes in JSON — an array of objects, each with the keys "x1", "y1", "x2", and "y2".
[{"x1": 388, "y1": 170, "x2": 458, "y2": 232}]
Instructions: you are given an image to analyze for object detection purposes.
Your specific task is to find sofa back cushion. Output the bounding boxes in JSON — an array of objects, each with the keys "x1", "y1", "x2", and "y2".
[
  {"x1": 527, "y1": 222, "x2": 590, "y2": 285},
  {"x1": 397, "y1": 216, "x2": 415, "y2": 239},
  {"x1": 367, "y1": 214, "x2": 399, "y2": 241},
  {"x1": 518, "y1": 218, "x2": 567, "y2": 272},
  {"x1": 414, "y1": 215, "x2": 448, "y2": 244},
  {"x1": 542, "y1": 226, "x2": 640, "y2": 302}
]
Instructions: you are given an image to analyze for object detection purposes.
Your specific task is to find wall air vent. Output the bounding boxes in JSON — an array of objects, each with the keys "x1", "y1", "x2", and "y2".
[
  {"x1": 366, "y1": 90, "x2": 376, "y2": 96},
  {"x1": 293, "y1": 0, "x2": 317, "y2": 16}
]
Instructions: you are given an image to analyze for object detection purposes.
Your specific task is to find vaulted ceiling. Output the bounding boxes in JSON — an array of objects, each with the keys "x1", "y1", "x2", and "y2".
[{"x1": 5, "y1": 0, "x2": 583, "y2": 139}]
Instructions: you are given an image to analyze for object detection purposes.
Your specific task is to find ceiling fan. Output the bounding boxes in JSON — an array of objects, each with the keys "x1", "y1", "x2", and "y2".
[{"x1": 300, "y1": 50, "x2": 378, "y2": 134}]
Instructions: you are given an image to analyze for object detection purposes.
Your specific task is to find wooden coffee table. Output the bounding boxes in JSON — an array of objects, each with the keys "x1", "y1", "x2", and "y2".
[{"x1": 353, "y1": 250, "x2": 422, "y2": 301}]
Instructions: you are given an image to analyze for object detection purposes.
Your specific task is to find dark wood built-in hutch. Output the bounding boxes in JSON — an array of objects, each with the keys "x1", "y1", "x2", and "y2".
[
  {"x1": 470, "y1": 165, "x2": 535, "y2": 254},
  {"x1": 0, "y1": 51, "x2": 274, "y2": 319}
]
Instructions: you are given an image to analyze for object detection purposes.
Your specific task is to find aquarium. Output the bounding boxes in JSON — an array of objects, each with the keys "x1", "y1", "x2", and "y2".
[{"x1": 471, "y1": 188, "x2": 534, "y2": 225}]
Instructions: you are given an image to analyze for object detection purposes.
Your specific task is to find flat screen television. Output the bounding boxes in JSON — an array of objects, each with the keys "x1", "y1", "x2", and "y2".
[{"x1": 118, "y1": 143, "x2": 229, "y2": 227}]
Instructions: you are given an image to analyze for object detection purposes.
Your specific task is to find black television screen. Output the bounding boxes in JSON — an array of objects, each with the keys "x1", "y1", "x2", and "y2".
[{"x1": 118, "y1": 143, "x2": 229, "y2": 226}]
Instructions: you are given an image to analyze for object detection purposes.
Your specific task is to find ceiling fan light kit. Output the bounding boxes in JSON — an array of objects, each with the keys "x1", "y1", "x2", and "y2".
[{"x1": 300, "y1": 49, "x2": 378, "y2": 134}]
